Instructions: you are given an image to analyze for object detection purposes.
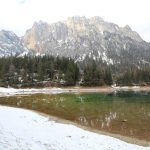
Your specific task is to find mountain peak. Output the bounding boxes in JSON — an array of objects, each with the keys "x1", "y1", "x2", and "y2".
[
  {"x1": 0, "y1": 30, "x2": 27, "y2": 57},
  {"x1": 21, "y1": 16, "x2": 149, "y2": 64},
  {"x1": 1, "y1": 16, "x2": 149, "y2": 68},
  {"x1": 0, "y1": 30, "x2": 17, "y2": 38},
  {"x1": 32, "y1": 21, "x2": 48, "y2": 28},
  {"x1": 124, "y1": 25, "x2": 132, "y2": 31},
  {"x1": 90, "y1": 16, "x2": 104, "y2": 22}
]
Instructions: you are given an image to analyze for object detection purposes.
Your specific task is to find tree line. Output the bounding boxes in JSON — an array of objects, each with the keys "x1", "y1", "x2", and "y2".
[
  {"x1": 0, "y1": 56, "x2": 112, "y2": 87},
  {"x1": 0, "y1": 56, "x2": 150, "y2": 87},
  {"x1": 116, "y1": 68, "x2": 150, "y2": 86}
]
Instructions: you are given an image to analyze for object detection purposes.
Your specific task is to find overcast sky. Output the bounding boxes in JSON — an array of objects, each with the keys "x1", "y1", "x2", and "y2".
[{"x1": 0, "y1": 0, "x2": 150, "y2": 42}]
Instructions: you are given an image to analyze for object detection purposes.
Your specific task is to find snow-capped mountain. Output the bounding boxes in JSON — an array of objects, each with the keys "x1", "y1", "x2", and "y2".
[
  {"x1": 22, "y1": 16, "x2": 150, "y2": 66},
  {"x1": 1, "y1": 16, "x2": 150, "y2": 67},
  {"x1": 0, "y1": 30, "x2": 28, "y2": 57}
]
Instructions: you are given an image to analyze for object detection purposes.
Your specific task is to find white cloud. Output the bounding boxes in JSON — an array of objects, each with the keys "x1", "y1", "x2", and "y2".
[
  {"x1": 0, "y1": 0, "x2": 150, "y2": 41},
  {"x1": 17, "y1": 0, "x2": 26, "y2": 4}
]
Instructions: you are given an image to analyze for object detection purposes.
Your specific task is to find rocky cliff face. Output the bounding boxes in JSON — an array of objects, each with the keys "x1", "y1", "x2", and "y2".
[
  {"x1": 22, "y1": 16, "x2": 150, "y2": 66},
  {"x1": 0, "y1": 30, "x2": 28, "y2": 57}
]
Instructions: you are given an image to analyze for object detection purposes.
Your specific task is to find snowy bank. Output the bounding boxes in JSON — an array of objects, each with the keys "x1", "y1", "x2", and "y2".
[
  {"x1": 0, "y1": 87, "x2": 72, "y2": 96},
  {"x1": 0, "y1": 106, "x2": 149, "y2": 150},
  {"x1": 1, "y1": 86, "x2": 150, "y2": 97}
]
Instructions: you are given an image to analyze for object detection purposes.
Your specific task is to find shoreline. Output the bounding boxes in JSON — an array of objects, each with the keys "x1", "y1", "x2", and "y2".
[
  {"x1": 0, "y1": 105, "x2": 150, "y2": 150},
  {"x1": 61, "y1": 86, "x2": 150, "y2": 93},
  {"x1": 0, "y1": 86, "x2": 150, "y2": 147},
  {"x1": 1, "y1": 86, "x2": 150, "y2": 96},
  {"x1": 33, "y1": 108, "x2": 150, "y2": 147},
  {"x1": 1, "y1": 104, "x2": 150, "y2": 147}
]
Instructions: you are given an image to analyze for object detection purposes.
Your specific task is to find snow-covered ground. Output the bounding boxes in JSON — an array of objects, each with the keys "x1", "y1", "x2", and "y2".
[
  {"x1": 0, "y1": 86, "x2": 144, "y2": 97},
  {"x1": 0, "y1": 106, "x2": 149, "y2": 150},
  {"x1": 0, "y1": 87, "x2": 72, "y2": 96}
]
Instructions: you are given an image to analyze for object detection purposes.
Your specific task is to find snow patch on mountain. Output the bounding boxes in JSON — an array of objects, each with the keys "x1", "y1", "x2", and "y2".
[{"x1": 102, "y1": 52, "x2": 113, "y2": 65}]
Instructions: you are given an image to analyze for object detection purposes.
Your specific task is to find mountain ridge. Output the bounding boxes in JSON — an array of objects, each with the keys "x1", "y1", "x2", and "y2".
[{"x1": 0, "y1": 16, "x2": 150, "y2": 68}]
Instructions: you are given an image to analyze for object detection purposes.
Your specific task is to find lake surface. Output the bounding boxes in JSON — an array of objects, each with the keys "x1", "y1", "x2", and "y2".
[{"x1": 0, "y1": 91, "x2": 150, "y2": 141}]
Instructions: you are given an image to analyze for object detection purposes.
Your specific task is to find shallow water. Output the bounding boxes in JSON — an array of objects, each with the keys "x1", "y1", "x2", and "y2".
[{"x1": 0, "y1": 91, "x2": 150, "y2": 141}]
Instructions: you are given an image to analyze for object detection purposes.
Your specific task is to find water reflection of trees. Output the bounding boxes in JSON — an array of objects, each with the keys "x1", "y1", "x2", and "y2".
[{"x1": 76, "y1": 112, "x2": 117, "y2": 129}]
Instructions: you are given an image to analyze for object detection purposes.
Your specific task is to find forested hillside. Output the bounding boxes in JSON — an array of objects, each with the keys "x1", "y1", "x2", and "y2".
[{"x1": 0, "y1": 56, "x2": 150, "y2": 87}]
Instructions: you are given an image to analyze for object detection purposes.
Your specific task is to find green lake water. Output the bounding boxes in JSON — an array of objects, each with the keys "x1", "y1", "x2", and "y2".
[{"x1": 0, "y1": 91, "x2": 150, "y2": 141}]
